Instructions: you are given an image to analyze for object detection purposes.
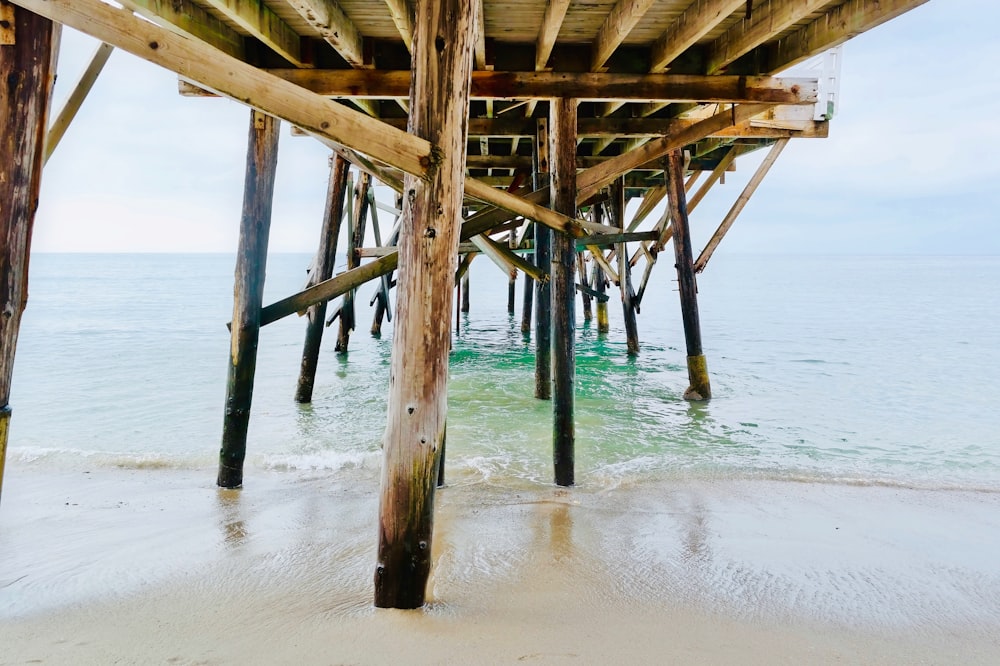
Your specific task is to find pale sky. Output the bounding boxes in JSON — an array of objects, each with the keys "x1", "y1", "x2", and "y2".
[{"x1": 33, "y1": 0, "x2": 1000, "y2": 255}]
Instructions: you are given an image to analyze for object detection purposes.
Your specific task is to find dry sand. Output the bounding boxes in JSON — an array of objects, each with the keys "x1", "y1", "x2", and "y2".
[{"x1": 2, "y1": 463, "x2": 999, "y2": 665}]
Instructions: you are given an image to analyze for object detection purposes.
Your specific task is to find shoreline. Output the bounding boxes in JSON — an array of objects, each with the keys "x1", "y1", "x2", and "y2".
[{"x1": 2, "y1": 463, "x2": 999, "y2": 664}]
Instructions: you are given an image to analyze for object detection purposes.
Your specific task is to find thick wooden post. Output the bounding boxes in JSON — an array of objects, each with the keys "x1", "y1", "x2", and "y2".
[
  {"x1": 533, "y1": 118, "x2": 552, "y2": 400},
  {"x1": 612, "y1": 179, "x2": 639, "y2": 355},
  {"x1": 0, "y1": 6, "x2": 57, "y2": 503},
  {"x1": 550, "y1": 98, "x2": 576, "y2": 487},
  {"x1": 375, "y1": 0, "x2": 475, "y2": 609},
  {"x1": 217, "y1": 111, "x2": 280, "y2": 488},
  {"x1": 460, "y1": 271, "x2": 470, "y2": 313},
  {"x1": 664, "y1": 149, "x2": 710, "y2": 401},
  {"x1": 336, "y1": 172, "x2": 371, "y2": 353},
  {"x1": 295, "y1": 154, "x2": 350, "y2": 403}
]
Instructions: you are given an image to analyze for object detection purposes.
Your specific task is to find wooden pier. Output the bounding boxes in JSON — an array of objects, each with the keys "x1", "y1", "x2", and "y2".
[{"x1": 1, "y1": 0, "x2": 929, "y2": 607}]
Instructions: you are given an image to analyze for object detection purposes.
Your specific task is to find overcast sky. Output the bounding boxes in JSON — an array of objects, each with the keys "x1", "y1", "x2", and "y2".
[{"x1": 32, "y1": 1, "x2": 1000, "y2": 255}]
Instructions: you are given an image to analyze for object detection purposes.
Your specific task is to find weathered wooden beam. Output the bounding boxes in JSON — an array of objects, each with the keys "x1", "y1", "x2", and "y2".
[
  {"x1": 765, "y1": 0, "x2": 930, "y2": 73},
  {"x1": 383, "y1": 0, "x2": 414, "y2": 51},
  {"x1": 286, "y1": 0, "x2": 366, "y2": 68},
  {"x1": 686, "y1": 143, "x2": 738, "y2": 214},
  {"x1": 610, "y1": 181, "x2": 638, "y2": 356},
  {"x1": 470, "y1": 234, "x2": 547, "y2": 283},
  {"x1": 218, "y1": 111, "x2": 280, "y2": 489},
  {"x1": 473, "y1": 0, "x2": 487, "y2": 69},
  {"x1": 576, "y1": 103, "x2": 773, "y2": 201},
  {"x1": 13, "y1": 0, "x2": 433, "y2": 179},
  {"x1": 0, "y1": 4, "x2": 57, "y2": 503},
  {"x1": 591, "y1": 206, "x2": 610, "y2": 334},
  {"x1": 649, "y1": 0, "x2": 745, "y2": 72},
  {"x1": 295, "y1": 154, "x2": 350, "y2": 403},
  {"x1": 550, "y1": 98, "x2": 576, "y2": 487},
  {"x1": 117, "y1": 0, "x2": 244, "y2": 58},
  {"x1": 706, "y1": 0, "x2": 827, "y2": 74},
  {"x1": 664, "y1": 149, "x2": 710, "y2": 401},
  {"x1": 241, "y1": 69, "x2": 817, "y2": 104},
  {"x1": 695, "y1": 138, "x2": 788, "y2": 272},
  {"x1": 44, "y1": 41, "x2": 113, "y2": 164},
  {"x1": 199, "y1": 0, "x2": 306, "y2": 67},
  {"x1": 591, "y1": 0, "x2": 656, "y2": 72},
  {"x1": 535, "y1": 0, "x2": 571, "y2": 71},
  {"x1": 533, "y1": 119, "x2": 552, "y2": 399},
  {"x1": 375, "y1": 0, "x2": 474, "y2": 610}
]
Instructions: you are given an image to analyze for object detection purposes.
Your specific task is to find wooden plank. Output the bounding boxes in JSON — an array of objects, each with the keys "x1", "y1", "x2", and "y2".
[
  {"x1": 473, "y1": 0, "x2": 487, "y2": 69},
  {"x1": 250, "y1": 69, "x2": 818, "y2": 104},
  {"x1": 695, "y1": 138, "x2": 788, "y2": 272},
  {"x1": 218, "y1": 111, "x2": 280, "y2": 488},
  {"x1": 375, "y1": 0, "x2": 476, "y2": 610},
  {"x1": 45, "y1": 41, "x2": 113, "y2": 164},
  {"x1": 118, "y1": 0, "x2": 244, "y2": 58},
  {"x1": 0, "y1": 5, "x2": 57, "y2": 502},
  {"x1": 550, "y1": 97, "x2": 576, "y2": 488},
  {"x1": 286, "y1": 0, "x2": 366, "y2": 67},
  {"x1": 576, "y1": 102, "x2": 773, "y2": 201},
  {"x1": 14, "y1": 0, "x2": 434, "y2": 179},
  {"x1": 706, "y1": 0, "x2": 828, "y2": 74},
  {"x1": 199, "y1": 0, "x2": 305, "y2": 66},
  {"x1": 535, "y1": 0, "x2": 571, "y2": 71},
  {"x1": 766, "y1": 0, "x2": 930, "y2": 73},
  {"x1": 590, "y1": 0, "x2": 656, "y2": 72},
  {"x1": 470, "y1": 234, "x2": 547, "y2": 282},
  {"x1": 383, "y1": 0, "x2": 414, "y2": 51},
  {"x1": 649, "y1": 0, "x2": 746, "y2": 72},
  {"x1": 295, "y1": 153, "x2": 350, "y2": 403}
]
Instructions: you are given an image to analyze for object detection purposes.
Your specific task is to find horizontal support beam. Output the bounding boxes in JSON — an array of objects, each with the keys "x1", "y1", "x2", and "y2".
[
  {"x1": 18, "y1": 0, "x2": 434, "y2": 179},
  {"x1": 226, "y1": 70, "x2": 817, "y2": 104}
]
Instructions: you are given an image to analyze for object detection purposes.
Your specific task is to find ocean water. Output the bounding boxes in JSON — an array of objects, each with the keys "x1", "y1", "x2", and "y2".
[{"x1": 8, "y1": 252, "x2": 1000, "y2": 492}]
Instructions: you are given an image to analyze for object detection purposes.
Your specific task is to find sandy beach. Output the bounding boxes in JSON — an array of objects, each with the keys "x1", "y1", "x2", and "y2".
[{"x1": 1, "y1": 462, "x2": 999, "y2": 665}]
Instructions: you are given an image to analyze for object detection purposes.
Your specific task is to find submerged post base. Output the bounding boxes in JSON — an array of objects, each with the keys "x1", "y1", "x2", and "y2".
[
  {"x1": 0, "y1": 406, "x2": 11, "y2": 502},
  {"x1": 684, "y1": 354, "x2": 711, "y2": 401}
]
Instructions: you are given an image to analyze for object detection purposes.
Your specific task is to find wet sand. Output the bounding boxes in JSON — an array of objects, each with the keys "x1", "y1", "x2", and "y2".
[{"x1": 2, "y1": 463, "x2": 999, "y2": 665}]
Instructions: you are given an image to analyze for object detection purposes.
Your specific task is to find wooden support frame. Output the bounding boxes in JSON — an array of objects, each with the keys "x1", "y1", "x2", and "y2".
[
  {"x1": 217, "y1": 111, "x2": 280, "y2": 488},
  {"x1": 286, "y1": 0, "x2": 365, "y2": 67},
  {"x1": 550, "y1": 98, "x2": 576, "y2": 488},
  {"x1": 590, "y1": 0, "x2": 656, "y2": 72},
  {"x1": 199, "y1": 0, "x2": 306, "y2": 67},
  {"x1": 0, "y1": 4, "x2": 57, "y2": 503},
  {"x1": 234, "y1": 69, "x2": 817, "y2": 104},
  {"x1": 649, "y1": 0, "x2": 746, "y2": 72},
  {"x1": 44, "y1": 41, "x2": 113, "y2": 164},
  {"x1": 12, "y1": 0, "x2": 434, "y2": 179},
  {"x1": 295, "y1": 154, "x2": 350, "y2": 404},
  {"x1": 695, "y1": 138, "x2": 788, "y2": 272},
  {"x1": 374, "y1": 0, "x2": 475, "y2": 610},
  {"x1": 706, "y1": 0, "x2": 828, "y2": 75},
  {"x1": 117, "y1": 0, "x2": 244, "y2": 59}
]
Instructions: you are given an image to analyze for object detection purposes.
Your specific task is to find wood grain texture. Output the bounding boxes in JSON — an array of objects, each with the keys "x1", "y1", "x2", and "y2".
[
  {"x1": 0, "y1": 4, "x2": 56, "y2": 502},
  {"x1": 218, "y1": 111, "x2": 280, "y2": 488},
  {"x1": 375, "y1": 0, "x2": 475, "y2": 609}
]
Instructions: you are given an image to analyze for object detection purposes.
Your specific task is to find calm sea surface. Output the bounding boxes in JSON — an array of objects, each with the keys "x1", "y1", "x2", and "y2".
[{"x1": 8, "y1": 253, "x2": 1000, "y2": 492}]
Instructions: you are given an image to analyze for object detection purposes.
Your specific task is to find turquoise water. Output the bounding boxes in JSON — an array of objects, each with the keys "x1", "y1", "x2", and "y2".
[{"x1": 8, "y1": 253, "x2": 1000, "y2": 491}]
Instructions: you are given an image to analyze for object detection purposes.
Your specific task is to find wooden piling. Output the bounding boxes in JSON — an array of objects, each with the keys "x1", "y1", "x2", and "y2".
[
  {"x1": 336, "y1": 172, "x2": 371, "y2": 353},
  {"x1": 507, "y1": 231, "x2": 517, "y2": 314},
  {"x1": 550, "y1": 98, "x2": 577, "y2": 487},
  {"x1": 578, "y1": 252, "x2": 592, "y2": 322},
  {"x1": 461, "y1": 270, "x2": 470, "y2": 313},
  {"x1": 664, "y1": 149, "x2": 710, "y2": 401},
  {"x1": 217, "y1": 110, "x2": 280, "y2": 488},
  {"x1": 374, "y1": 0, "x2": 475, "y2": 609},
  {"x1": 534, "y1": 118, "x2": 552, "y2": 400},
  {"x1": 591, "y1": 205, "x2": 610, "y2": 334},
  {"x1": 371, "y1": 192, "x2": 403, "y2": 336},
  {"x1": 611, "y1": 179, "x2": 640, "y2": 355},
  {"x1": 295, "y1": 154, "x2": 350, "y2": 403},
  {"x1": 0, "y1": 5, "x2": 57, "y2": 503},
  {"x1": 520, "y1": 224, "x2": 534, "y2": 335}
]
